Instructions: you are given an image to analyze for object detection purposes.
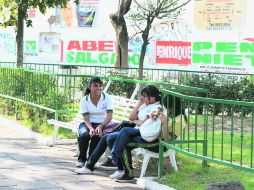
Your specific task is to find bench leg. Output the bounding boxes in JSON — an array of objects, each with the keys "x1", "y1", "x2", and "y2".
[
  {"x1": 49, "y1": 126, "x2": 59, "y2": 147},
  {"x1": 168, "y1": 150, "x2": 178, "y2": 172},
  {"x1": 140, "y1": 155, "x2": 150, "y2": 178}
]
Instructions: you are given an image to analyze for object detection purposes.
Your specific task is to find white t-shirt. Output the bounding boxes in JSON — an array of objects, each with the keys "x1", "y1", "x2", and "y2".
[
  {"x1": 136, "y1": 101, "x2": 161, "y2": 127},
  {"x1": 80, "y1": 92, "x2": 113, "y2": 123}
]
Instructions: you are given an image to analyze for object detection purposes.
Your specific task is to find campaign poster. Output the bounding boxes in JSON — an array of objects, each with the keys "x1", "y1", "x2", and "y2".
[
  {"x1": 77, "y1": 0, "x2": 99, "y2": 27},
  {"x1": 55, "y1": 0, "x2": 99, "y2": 27},
  {"x1": 194, "y1": 0, "x2": 246, "y2": 31},
  {"x1": 39, "y1": 32, "x2": 60, "y2": 53}
]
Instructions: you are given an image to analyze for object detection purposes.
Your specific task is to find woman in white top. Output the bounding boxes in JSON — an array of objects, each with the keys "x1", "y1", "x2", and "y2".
[
  {"x1": 76, "y1": 76, "x2": 113, "y2": 167},
  {"x1": 110, "y1": 85, "x2": 166, "y2": 182}
]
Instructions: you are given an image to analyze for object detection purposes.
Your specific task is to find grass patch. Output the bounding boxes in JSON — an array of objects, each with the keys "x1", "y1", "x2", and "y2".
[{"x1": 159, "y1": 154, "x2": 254, "y2": 190}]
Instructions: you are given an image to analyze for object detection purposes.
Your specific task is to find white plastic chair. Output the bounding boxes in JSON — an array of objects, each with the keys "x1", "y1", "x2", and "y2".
[{"x1": 133, "y1": 147, "x2": 178, "y2": 178}]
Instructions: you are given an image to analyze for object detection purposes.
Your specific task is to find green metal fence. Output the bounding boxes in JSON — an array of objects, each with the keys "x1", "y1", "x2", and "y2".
[
  {"x1": 0, "y1": 66, "x2": 208, "y2": 120},
  {"x1": 159, "y1": 89, "x2": 254, "y2": 177},
  {"x1": 0, "y1": 61, "x2": 250, "y2": 85}
]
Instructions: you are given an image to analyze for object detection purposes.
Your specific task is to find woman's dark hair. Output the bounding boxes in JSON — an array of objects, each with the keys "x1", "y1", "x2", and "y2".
[
  {"x1": 84, "y1": 76, "x2": 103, "y2": 95},
  {"x1": 141, "y1": 85, "x2": 161, "y2": 101}
]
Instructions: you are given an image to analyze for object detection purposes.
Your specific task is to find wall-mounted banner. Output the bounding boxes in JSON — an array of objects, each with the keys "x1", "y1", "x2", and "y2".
[
  {"x1": 39, "y1": 32, "x2": 60, "y2": 53},
  {"x1": 55, "y1": 0, "x2": 99, "y2": 27},
  {"x1": 77, "y1": 0, "x2": 99, "y2": 27},
  {"x1": 61, "y1": 40, "x2": 140, "y2": 66},
  {"x1": 156, "y1": 41, "x2": 191, "y2": 64},
  {"x1": 194, "y1": 0, "x2": 246, "y2": 31},
  {"x1": 156, "y1": 40, "x2": 254, "y2": 74}
]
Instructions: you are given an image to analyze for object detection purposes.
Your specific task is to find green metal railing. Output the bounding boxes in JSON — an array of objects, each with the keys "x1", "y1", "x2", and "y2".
[
  {"x1": 0, "y1": 61, "x2": 250, "y2": 85},
  {"x1": 0, "y1": 66, "x2": 208, "y2": 121},
  {"x1": 159, "y1": 89, "x2": 254, "y2": 177}
]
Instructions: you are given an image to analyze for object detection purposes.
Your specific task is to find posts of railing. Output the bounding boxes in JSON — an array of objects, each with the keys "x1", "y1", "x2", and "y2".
[
  {"x1": 158, "y1": 139, "x2": 164, "y2": 178},
  {"x1": 202, "y1": 140, "x2": 208, "y2": 167}
]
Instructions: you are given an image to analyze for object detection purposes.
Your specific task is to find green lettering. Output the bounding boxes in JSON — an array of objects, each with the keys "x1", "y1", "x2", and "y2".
[
  {"x1": 223, "y1": 55, "x2": 242, "y2": 66},
  {"x1": 129, "y1": 54, "x2": 140, "y2": 65},
  {"x1": 65, "y1": 51, "x2": 75, "y2": 63},
  {"x1": 98, "y1": 53, "x2": 109, "y2": 64},
  {"x1": 75, "y1": 52, "x2": 86, "y2": 63},
  {"x1": 110, "y1": 53, "x2": 116, "y2": 64},
  {"x1": 240, "y1": 43, "x2": 254, "y2": 53},
  {"x1": 87, "y1": 52, "x2": 98, "y2": 64},
  {"x1": 214, "y1": 54, "x2": 221, "y2": 64},
  {"x1": 193, "y1": 42, "x2": 212, "y2": 51},
  {"x1": 216, "y1": 42, "x2": 237, "y2": 52},
  {"x1": 245, "y1": 55, "x2": 254, "y2": 66},
  {"x1": 192, "y1": 54, "x2": 211, "y2": 64}
]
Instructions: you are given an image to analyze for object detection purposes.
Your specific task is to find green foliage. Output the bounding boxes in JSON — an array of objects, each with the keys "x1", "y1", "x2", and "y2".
[
  {"x1": 180, "y1": 74, "x2": 253, "y2": 101},
  {"x1": 78, "y1": 71, "x2": 137, "y2": 98},
  {"x1": 180, "y1": 73, "x2": 254, "y2": 115},
  {"x1": 0, "y1": 69, "x2": 73, "y2": 136},
  {"x1": 105, "y1": 70, "x2": 136, "y2": 98}
]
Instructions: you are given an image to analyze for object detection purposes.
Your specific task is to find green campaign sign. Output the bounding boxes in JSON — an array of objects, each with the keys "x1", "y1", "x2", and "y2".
[
  {"x1": 62, "y1": 40, "x2": 140, "y2": 65},
  {"x1": 156, "y1": 40, "x2": 254, "y2": 74},
  {"x1": 192, "y1": 42, "x2": 254, "y2": 66}
]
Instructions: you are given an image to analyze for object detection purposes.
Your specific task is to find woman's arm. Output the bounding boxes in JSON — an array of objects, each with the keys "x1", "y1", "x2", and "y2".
[
  {"x1": 132, "y1": 119, "x2": 144, "y2": 126},
  {"x1": 83, "y1": 115, "x2": 95, "y2": 136},
  {"x1": 160, "y1": 112, "x2": 168, "y2": 140},
  {"x1": 129, "y1": 97, "x2": 144, "y2": 121},
  {"x1": 95, "y1": 112, "x2": 113, "y2": 136}
]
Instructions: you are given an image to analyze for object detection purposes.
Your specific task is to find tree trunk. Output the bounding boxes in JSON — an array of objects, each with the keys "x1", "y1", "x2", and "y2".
[
  {"x1": 138, "y1": 25, "x2": 150, "y2": 80},
  {"x1": 109, "y1": 0, "x2": 132, "y2": 68},
  {"x1": 138, "y1": 42, "x2": 147, "y2": 80},
  {"x1": 16, "y1": 6, "x2": 24, "y2": 67},
  {"x1": 111, "y1": 14, "x2": 129, "y2": 68}
]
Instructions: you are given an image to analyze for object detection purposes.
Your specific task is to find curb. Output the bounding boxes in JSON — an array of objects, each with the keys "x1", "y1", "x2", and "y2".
[{"x1": 137, "y1": 177, "x2": 176, "y2": 190}]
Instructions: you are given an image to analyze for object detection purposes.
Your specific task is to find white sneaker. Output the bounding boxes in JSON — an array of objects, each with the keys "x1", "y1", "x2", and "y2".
[
  {"x1": 110, "y1": 170, "x2": 124, "y2": 179},
  {"x1": 75, "y1": 161, "x2": 85, "y2": 168},
  {"x1": 75, "y1": 166, "x2": 93, "y2": 174}
]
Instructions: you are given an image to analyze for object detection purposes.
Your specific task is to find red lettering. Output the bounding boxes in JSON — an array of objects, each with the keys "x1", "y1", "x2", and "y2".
[
  {"x1": 82, "y1": 41, "x2": 97, "y2": 51},
  {"x1": 98, "y1": 41, "x2": 114, "y2": 52},
  {"x1": 67, "y1": 41, "x2": 115, "y2": 52},
  {"x1": 67, "y1": 41, "x2": 81, "y2": 51}
]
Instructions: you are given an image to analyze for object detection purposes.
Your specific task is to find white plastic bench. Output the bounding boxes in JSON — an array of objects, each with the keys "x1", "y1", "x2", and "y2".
[{"x1": 47, "y1": 81, "x2": 178, "y2": 177}]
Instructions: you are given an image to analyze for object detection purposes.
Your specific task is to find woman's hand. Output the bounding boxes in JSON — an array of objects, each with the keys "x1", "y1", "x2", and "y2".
[
  {"x1": 95, "y1": 124, "x2": 103, "y2": 137},
  {"x1": 129, "y1": 97, "x2": 144, "y2": 121},
  {"x1": 160, "y1": 112, "x2": 166, "y2": 125},
  {"x1": 89, "y1": 128, "x2": 96, "y2": 137},
  {"x1": 160, "y1": 112, "x2": 168, "y2": 140},
  {"x1": 137, "y1": 96, "x2": 144, "y2": 106}
]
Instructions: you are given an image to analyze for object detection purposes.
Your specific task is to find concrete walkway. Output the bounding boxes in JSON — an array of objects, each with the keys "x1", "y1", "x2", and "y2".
[{"x1": 0, "y1": 117, "x2": 145, "y2": 190}]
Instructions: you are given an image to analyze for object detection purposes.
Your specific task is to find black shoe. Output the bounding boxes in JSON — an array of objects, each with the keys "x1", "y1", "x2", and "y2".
[
  {"x1": 115, "y1": 173, "x2": 135, "y2": 183},
  {"x1": 100, "y1": 158, "x2": 116, "y2": 168}
]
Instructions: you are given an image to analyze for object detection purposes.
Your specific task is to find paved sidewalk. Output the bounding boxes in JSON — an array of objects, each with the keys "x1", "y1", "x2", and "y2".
[{"x1": 0, "y1": 117, "x2": 144, "y2": 190}]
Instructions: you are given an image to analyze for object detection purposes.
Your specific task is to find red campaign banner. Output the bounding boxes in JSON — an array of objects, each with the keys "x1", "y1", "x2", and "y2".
[{"x1": 156, "y1": 41, "x2": 192, "y2": 65}]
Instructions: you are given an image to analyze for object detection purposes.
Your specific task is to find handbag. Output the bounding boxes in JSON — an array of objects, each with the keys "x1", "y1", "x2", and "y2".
[
  {"x1": 140, "y1": 117, "x2": 161, "y2": 142},
  {"x1": 112, "y1": 120, "x2": 136, "y2": 132},
  {"x1": 102, "y1": 121, "x2": 120, "y2": 135}
]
